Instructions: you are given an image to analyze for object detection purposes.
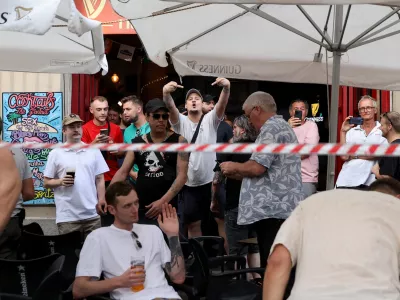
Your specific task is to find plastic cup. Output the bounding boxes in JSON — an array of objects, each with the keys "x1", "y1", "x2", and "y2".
[{"x1": 131, "y1": 257, "x2": 145, "y2": 292}]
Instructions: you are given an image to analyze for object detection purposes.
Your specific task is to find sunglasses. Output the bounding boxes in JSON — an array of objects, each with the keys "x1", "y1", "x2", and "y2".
[
  {"x1": 131, "y1": 231, "x2": 142, "y2": 250},
  {"x1": 151, "y1": 113, "x2": 169, "y2": 120}
]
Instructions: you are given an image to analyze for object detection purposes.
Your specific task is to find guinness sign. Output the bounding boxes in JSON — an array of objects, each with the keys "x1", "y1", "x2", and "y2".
[
  {"x1": 187, "y1": 61, "x2": 242, "y2": 75},
  {"x1": 0, "y1": 12, "x2": 8, "y2": 24}
]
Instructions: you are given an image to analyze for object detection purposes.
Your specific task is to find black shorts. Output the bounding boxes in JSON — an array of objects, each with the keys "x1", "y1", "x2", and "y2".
[{"x1": 180, "y1": 183, "x2": 212, "y2": 224}]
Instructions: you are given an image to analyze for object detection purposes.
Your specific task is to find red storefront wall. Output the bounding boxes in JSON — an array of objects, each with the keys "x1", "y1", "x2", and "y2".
[{"x1": 71, "y1": 75, "x2": 99, "y2": 122}]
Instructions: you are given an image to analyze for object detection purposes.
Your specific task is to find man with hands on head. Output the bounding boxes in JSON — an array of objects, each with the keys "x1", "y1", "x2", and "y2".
[
  {"x1": 162, "y1": 77, "x2": 231, "y2": 238},
  {"x1": 44, "y1": 114, "x2": 109, "y2": 240},
  {"x1": 73, "y1": 181, "x2": 185, "y2": 300}
]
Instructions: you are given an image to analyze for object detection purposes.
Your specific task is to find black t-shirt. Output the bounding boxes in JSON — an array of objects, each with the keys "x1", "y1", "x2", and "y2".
[
  {"x1": 379, "y1": 139, "x2": 400, "y2": 181},
  {"x1": 219, "y1": 140, "x2": 252, "y2": 211},
  {"x1": 217, "y1": 121, "x2": 233, "y2": 160},
  {"x1": 132, "y1": 133, "x2": 180, "y2": 209}
]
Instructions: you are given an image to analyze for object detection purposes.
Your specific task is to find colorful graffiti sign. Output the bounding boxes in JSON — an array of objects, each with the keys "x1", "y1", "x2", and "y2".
[{"x1": 2, "y1": 92, "x2": 63, "y2": 205}]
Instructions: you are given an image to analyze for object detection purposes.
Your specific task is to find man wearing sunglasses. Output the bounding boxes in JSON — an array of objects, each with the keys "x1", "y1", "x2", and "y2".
[
  {"x1": 112, "y1": 99, "x2": 189, "y2": 225},
  {"x1": 372, "y1": 111, "x2": 400, "y2": 181}
]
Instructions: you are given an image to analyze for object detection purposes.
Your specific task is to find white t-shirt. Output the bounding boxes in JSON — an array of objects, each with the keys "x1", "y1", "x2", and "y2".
[
  {"x1": 43, "y1": 147, "x2": 109, "y2": 223},
  {"x1": 76, "y1": 224, "x2": 181, "y2": 300},
  {"x1": 171, "y1": 109, "x2": 222, "y2": 186},
  {"x1": 336, "y1": 122, "x2": 387, "y2": 187},
  {"x1": 11, "y1": 148, "x2": 32, "y2": 217},
  {"x1": 271, "y1": 189, "x2": 400, "y2": 300}
]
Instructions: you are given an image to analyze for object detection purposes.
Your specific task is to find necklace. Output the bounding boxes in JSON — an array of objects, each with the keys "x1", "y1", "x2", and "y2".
[{"x1": 149, "y1": 132, "x2": 169, "y2": 143}]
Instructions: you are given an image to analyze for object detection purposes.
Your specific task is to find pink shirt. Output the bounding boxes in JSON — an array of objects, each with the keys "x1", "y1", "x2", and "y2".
[{"x1": 293, "y1": 120, "x2": 319, "y2": 183}]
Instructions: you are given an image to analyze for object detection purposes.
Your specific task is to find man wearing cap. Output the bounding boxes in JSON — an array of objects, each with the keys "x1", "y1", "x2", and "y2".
[
  {"x1": 162, "y1": 78, "x2": 230, "y2": 238},
  {"x1": 112, "y1": 99, "x2": 189, "y2": 225},
  {"x1": 44, "y1": 114, "x2": 109, "y2": 239}
]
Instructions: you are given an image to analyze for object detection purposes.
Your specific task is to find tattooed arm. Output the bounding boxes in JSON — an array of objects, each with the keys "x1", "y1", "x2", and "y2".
[
  {"x1": 158, "y1": 204, "x2": 185, "y2": 284},
  {"x1": 165, "y1": 235, "x2": 186, "y2": 284},
  {"x1": 160, "y1": 136, "x2": 189, "y2": 204},
  {"x1": 211, "y1": 170, "x2": 225, "y2": 212}
]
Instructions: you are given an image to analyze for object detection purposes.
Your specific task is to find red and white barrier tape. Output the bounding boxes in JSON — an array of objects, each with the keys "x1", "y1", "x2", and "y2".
[{"x1": 1, "y1": 142, "x2": 400, "y2": 157}]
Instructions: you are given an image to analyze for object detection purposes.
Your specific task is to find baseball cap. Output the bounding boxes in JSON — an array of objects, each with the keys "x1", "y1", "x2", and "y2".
[
  {"x1": 185, "y1": 89, "x2": 203, "y2": 101},
  {"x1": 145, "y1": 98, "x2": 168, "y2": 114},
  {"x1": 62, "y1": 114, "x2": 83, "y2": 126},
  {"x1": 204, "y1": 94, "x2": 216, "y2": 103}
]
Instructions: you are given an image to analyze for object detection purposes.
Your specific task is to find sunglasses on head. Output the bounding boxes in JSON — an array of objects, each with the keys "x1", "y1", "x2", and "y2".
[
  {"x1": 151, "y1": 113, "x2": 169, "y2": 120},
  {"x1": 131, "y1": 231, "x2": 142, "y2": 250}
]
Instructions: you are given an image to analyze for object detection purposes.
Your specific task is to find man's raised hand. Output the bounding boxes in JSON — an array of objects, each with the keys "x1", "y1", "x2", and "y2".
[
  {"x1": 211, "y1": 77, "x2": 230, "y2": 88},
  {"x1": 163, "y1": 82, "x2": 184, "y2": 95}
]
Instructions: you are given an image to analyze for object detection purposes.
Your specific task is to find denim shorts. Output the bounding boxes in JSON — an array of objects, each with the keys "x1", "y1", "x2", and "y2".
[{"x1": 224, "y1": 208, "x2": 259, "y2": 256}]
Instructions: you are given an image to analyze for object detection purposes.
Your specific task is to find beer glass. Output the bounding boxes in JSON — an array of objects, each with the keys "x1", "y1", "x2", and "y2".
[{"x1": 131, "y1": 257, "x2": 145, "y2": 292}]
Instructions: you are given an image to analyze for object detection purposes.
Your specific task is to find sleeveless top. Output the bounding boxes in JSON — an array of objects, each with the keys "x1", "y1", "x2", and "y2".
[{"x1": 132, "y1": 132, "x2": 180, "y2": 209}]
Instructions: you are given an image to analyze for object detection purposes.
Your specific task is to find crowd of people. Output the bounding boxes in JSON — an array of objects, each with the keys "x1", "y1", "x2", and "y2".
[{"x1": 1, "y1": 78, "x2": 400, "y2": 300}]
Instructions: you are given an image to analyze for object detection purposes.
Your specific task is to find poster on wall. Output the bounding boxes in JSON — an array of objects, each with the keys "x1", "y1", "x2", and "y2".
[{"x1": 2, "y1": 92, "x2": 63, "y2": 205}]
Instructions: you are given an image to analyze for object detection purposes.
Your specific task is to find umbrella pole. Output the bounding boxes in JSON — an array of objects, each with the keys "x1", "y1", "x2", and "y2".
[{"x1": 326, "y1": 5, "x2": 343, "y2": 190}]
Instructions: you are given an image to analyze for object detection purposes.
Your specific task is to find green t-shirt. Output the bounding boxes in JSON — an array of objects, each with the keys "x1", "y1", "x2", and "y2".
[{"x1": 123, "y1": 122, "x2": 151, "y2": 175}]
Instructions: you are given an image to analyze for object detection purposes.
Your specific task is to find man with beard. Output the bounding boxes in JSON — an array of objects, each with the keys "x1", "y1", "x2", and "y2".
[
  {"x1": 112, "y1": 99, "x2": 189, "y2": 225},
  {"x1": 121, "y1": 96, "x2": 150, "y2": 183},
  {"x1": 212, "y1": 115, "x2": 261, "y2": 278},
  {"x1": 163, "y1": 78, "x2": 231, "y2": 238},
  {"x1": 44, "y1": 114, "x2": 109, "y2": 239},
  {"x1": 372, "y1": 111, "x2": 400, "y2": 181}
]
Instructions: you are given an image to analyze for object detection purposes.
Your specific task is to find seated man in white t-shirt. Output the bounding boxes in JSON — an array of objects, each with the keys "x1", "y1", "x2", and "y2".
[{"x1": 72, "y1": 181, "x2": 185, "y2": 300}]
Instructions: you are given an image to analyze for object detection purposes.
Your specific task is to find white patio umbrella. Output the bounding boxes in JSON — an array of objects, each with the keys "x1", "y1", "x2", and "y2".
[
  {"x1": 0, "y1": 0, "x2": 108, "y2": 74},
  {"x1": 110, "y1": 0, "x2": 400, "y2": 189}
]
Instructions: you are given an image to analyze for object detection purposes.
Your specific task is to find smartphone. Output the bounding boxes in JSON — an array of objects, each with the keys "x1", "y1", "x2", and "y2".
[
  {"x1": 213, "y1": 160, "x2": 222, "y2": 172},
  {"x1": 349, "y1": 117, "x2": 363, "y2": 125},
  {"x1": 294, "y1": 110, "x2": 302, "y2": 120},
  {"x1": 100, "y1": 129, "x2": 109, "y2": 136}
]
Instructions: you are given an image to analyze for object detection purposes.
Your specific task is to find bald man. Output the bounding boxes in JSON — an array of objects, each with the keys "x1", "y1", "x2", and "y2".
[{"x1": 0, "y1": 148, "x2": 22, "y2": 232}]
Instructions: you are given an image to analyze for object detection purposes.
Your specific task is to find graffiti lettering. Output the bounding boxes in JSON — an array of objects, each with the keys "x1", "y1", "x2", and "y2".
[
  {"x1": 29, "y1": 161, "x2": 45, "y2": 167},
  {"x1": 34, "y1": 189, "x2": 54, "y2": 200},
  {"x1": 8, "y1": 93, "x2": 56, "y2": 117}
]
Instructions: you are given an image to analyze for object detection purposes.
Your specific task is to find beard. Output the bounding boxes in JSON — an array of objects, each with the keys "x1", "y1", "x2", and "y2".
[{"x1": 130, "y1": 115, "x2": 139, "y2": 124}]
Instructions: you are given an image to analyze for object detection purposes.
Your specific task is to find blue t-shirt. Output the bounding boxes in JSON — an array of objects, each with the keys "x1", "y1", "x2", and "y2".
[{"x1": 123, "y1": 122, "x2": 151, "y2": 176}]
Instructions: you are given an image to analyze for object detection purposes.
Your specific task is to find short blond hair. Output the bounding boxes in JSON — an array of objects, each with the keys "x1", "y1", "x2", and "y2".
[
  {"x1": 90, "y1": 96, "x2": 108, "y2": 105},
  {"x1": 358, "y1": 95, "x2": 377, "y2": 109}
]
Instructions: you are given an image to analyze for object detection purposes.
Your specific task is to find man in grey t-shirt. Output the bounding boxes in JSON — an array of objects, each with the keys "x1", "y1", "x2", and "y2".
[
  {"x1": 220, "y1": 92, "x2": 303, "y2": 267},
  {"x1": 0, "y1": 118, "x2": 34, "y2": 259}
]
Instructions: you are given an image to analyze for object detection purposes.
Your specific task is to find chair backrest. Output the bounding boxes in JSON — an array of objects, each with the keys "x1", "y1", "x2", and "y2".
[
  {"x1": 23, "y1": 222, "x2": 44, "y2": 235},
  {"x1": 188, "y1": 238, "x2": 210, "y2": 292},
  {"x1": 18, "y1": 230, "x2": 82, "y2": 286},
  {"x1": 193, "y1": 236, "x2": 225, "y2": 258},
  {"x1": 0, "y1": 254, "x2": 65, "y2": 298},
  {"x1": 19, "y1": 230, "x2": 82, "y2": 260}
]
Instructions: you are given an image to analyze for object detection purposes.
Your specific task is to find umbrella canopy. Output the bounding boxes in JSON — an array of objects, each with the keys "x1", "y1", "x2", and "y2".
[
  {"x1": 110, "y1": 0, "x2": 400, "y2": 189},
  {"x1": 0, "y1": 0, "x2": 108, "y2": 74},
  {"x1": 110, "y1": 0, "x2": 400, "y2": 89},
  {"x1": 160, "y1": 0, "x2": 400, "y2": 3}
]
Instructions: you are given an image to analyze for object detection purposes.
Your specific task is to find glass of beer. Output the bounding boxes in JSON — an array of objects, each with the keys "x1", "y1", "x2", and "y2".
[
  {"x1": 131, "y1": 257, "x2": 145, "y2": 292},
  {"x1": 66, "y1": 167, "x2": 76, "y2": 183}
]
